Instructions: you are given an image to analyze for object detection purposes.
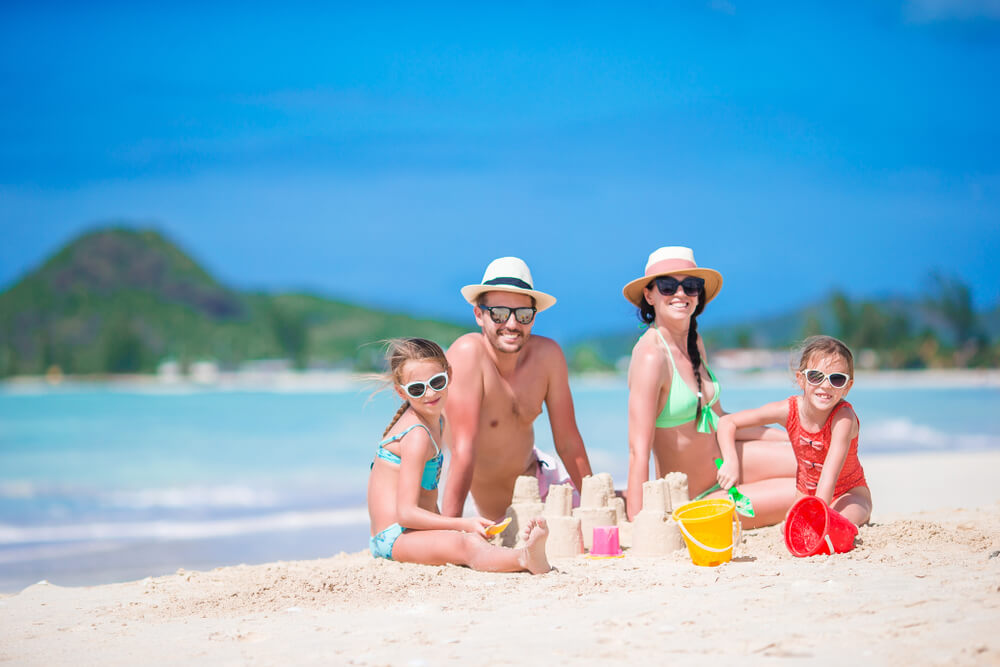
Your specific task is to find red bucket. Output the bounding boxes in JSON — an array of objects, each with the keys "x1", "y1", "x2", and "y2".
[{"x1": 784, "y1": 496, "x2": 858, "y2": 557}]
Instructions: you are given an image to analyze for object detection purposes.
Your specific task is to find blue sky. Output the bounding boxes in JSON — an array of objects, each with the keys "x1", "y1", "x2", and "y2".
[{"x1": 2, "y1": 1, "x2": 998, "y2": 341}]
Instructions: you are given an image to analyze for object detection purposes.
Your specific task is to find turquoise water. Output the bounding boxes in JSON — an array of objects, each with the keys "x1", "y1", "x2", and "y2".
[{"x1": 1, "y1": 376, "x2": 997, "y2": 591}]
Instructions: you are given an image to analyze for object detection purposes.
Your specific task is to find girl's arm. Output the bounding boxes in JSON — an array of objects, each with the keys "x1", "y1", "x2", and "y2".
[
  {"x1": 814, "y1": 406, "x2": 859, "y2": 505},
  {"x1": 625, "y1": 341, "x2": 667, "y2": 521},
  {"x1": 395, "y1": 429, "x2": 490, "y2": 537},
  {"x1": 716, "y1": 400, "x2": 789, "y2": 490}
]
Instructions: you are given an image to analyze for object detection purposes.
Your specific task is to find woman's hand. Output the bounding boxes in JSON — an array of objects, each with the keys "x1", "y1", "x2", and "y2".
[{"x1": 716, "y1": 458, "x2": 740, "y2": 490}]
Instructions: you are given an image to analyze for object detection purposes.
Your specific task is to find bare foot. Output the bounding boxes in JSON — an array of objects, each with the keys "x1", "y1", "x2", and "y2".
[{"x1": 519, "y1": 518, "x2": 551, "y2": 574}]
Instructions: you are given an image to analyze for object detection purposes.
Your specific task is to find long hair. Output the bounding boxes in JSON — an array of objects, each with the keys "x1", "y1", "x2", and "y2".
[
  {"x1": 637, "y1": 281, "x2": 709, "y2": 424},
  {"x1": 377, "y1": 338, "x2": 450, "y2": 437}
]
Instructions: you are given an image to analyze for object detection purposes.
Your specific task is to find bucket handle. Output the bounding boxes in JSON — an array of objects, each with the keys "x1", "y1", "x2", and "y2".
[{"x1": 676, "y1": 512, "x2": 742, "y2": 555}]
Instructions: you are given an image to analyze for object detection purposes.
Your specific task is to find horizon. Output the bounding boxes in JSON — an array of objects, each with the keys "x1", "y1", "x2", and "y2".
[{"x1": 2, "y1": 3, "x2": 999, "y2": 342}]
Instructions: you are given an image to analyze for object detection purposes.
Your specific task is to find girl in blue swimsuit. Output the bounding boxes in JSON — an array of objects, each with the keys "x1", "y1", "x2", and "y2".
[
  {"x1": 622, "y1": 247, "x2": 797, "y2": 528},
  {"x1": 366, "y1": 338, "x2": 551, "y2": 574}
]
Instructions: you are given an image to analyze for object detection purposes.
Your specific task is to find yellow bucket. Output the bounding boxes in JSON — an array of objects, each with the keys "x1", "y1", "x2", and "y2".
[{"x1": 671, "y1": 498, "x2": 741, "y2": 567}]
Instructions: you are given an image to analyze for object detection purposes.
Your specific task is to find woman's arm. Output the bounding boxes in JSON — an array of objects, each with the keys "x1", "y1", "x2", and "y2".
[
  {"x1": 716, "y1": 400, "x2": 789, "y2": 489},
  {"x1": 814, "y1": 406, "x2": 859, "y2": 505},
  {"x1": 625, "y1": 341, "x2": 666, "y2": 521}
]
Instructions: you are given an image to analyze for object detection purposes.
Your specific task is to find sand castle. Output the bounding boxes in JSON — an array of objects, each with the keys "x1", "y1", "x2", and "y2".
[
  {"x1": 501, "y1": 470, "x2": 689, "y2": 557},
  {"x1": 630, "y1": 472, "x2": 687, "y2": 556}
]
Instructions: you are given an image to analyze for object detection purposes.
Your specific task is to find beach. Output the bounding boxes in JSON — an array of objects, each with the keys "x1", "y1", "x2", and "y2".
[{"x1": 2, "y1": 449, "x2": 998, "y2": 666}]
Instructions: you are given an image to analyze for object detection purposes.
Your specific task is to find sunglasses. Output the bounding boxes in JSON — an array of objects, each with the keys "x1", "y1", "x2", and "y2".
[
  {"x1": 802, "y1": 369, "x2": 851, "y2": 389},
  {"x1": 653, "y1": 276, "x2": 704, "y2": 297},
  {"x1": 479, "y1": 305, "x2": 537, "y2": 325},
  {"x1": 400, "y1": 371, "x2": 449, "y2": 398}
]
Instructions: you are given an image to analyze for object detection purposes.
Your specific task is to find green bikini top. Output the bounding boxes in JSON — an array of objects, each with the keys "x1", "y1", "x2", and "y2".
[{"x1": 652, "y1": 328, "x2": 721, "y2": 433}]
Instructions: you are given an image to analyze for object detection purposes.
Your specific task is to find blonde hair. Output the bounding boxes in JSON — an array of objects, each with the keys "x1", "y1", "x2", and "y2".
[
  {"x1": 793, "y1": 335, "x2": 855, "y2": 376},
  {"x1": 377, "y1": 338, "x2": 450, "y2": 437}
]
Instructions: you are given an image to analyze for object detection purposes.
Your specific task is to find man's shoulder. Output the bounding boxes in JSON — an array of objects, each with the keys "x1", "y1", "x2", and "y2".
[{"x1": 447, "y1": 333, "x2": 488, "y2": 367}]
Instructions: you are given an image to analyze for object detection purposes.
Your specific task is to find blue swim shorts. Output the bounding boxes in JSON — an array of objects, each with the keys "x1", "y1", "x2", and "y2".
[{"x1": 370, "y1": 523, "x2": 405, "y2": 560}]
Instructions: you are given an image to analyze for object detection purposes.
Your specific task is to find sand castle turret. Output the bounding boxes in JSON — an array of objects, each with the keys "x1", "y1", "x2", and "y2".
[
  {"x1": 541, "y1": 483, "x2": 584, "y2": 558},
  {"x1": 630, "y1": 472, "x2": 687, "y2": 556},
  {"x1": 572, "y1": 475, "x2": 618, "y2": 551},
  {"x1": 501, "y1": 476, "x2": 545, "y2": 548}
]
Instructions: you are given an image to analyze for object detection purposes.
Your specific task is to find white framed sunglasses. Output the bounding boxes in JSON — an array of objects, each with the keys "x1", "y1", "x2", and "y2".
[
  {"x1": 400, "y1": 371, "x2": 449, "y2": 398},
  {"x1": 802, "y1": 369, "x2": 851, "y2": 388}
]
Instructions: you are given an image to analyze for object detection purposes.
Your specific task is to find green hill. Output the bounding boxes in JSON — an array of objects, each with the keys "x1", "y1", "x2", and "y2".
[
  {"x1": 0, "y1": 227, "x2": 470, "y2": 376},
  {"x1": 567, "y1": 287, "x2": 999, "y2": 371}
]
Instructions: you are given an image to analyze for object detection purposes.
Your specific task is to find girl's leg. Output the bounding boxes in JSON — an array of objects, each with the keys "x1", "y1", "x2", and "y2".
[
  {"x1": 831, "y1": 486, "x2": 872, "y2": 526},
  {"x1": 391, "y1": 519, "x2": 550, "y2": 574},
  {"x1": 704, "y1": 476, "x2": 797, "y2": 529}
]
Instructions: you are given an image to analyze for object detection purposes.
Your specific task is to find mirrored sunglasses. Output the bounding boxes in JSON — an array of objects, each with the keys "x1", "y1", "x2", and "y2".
[
  {"x1": 400, "y1": 371, "x2": 449, "y2": 398},
  {"x1": 479, "y1": 305, "x2": 536, "y2": 325},
  {"x1": 653, "y1": 276, "x2": 704, "y2": 297},
  {"x1": 803, "y1": 369, "x2": 851, "y2": 388}
]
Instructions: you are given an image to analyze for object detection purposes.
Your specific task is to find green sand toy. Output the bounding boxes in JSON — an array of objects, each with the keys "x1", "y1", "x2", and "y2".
[{"x1": 713, "y1": 458, "x2": 756, "y2": 517}]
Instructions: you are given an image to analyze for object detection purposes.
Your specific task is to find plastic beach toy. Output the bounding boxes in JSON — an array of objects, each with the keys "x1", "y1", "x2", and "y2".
[
  {"x1": 714, "y1": 458, "x2": 755, "y2": 517},
  {"x1": 784, "y1": 496, "x2": 858, "y2": 557},
  {"x1": 485, "y1": 517, "x2": 512, "y2": 537},
  {"x1": 587, "y1": 525, "x2": 624, "y2": 559},
  {"x1": 672, "y1": 498, "x2": 740, "y2": 567}
]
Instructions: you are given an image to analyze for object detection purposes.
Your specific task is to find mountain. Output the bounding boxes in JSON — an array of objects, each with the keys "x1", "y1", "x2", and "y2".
[{"x1": 0, "y1": 227, "x2": 470, "y2": 376}]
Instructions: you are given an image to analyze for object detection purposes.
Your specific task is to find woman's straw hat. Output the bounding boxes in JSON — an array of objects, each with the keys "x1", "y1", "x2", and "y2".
[
  {"x1": 622, "y1": 246, "x2": 723, "y2": 307},
  {"x1": 461, "y1": 257, "x2": 557, "y2": 311}
]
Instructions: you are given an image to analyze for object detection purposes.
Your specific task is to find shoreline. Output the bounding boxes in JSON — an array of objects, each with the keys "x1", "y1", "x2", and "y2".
[
  {"x1": 2, "y1": 450, "x2": 999, "y2": 663},
  {"x1": 3, "y1": 367, "x2": 999, "y2": 394},
  {"x1": 2, "y1": 502, "x2": 997, "y2": 664}
]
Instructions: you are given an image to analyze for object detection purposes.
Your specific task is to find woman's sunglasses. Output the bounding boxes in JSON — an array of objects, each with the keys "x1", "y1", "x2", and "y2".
[
  {"x1": 802, "y1": 369, "x2": 851, "y2": 388},
  {"x1": 400, "y1": 372, "x2": 449, "y2": 398},
  {"x1": 479, "y1": 305, "x2": 537, "y2": 325},
  {"x1": 653, "y1": 276, "x2": 704, "y2": 297}
]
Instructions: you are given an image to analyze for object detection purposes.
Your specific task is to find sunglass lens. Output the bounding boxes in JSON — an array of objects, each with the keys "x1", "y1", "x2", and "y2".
[
  {"x1": 655, "y1": 277, "x2": 679, "y2": 295},
  {"x1": 828, "y1": 373, "x2": 848, "y2": 388},
  {"x1": 490, "y1": 307, "x2": 511, "y2": 324},
  {"x1": 407, "y1": 383, "x2": 426, "y2": 398},
  {"x1": 429, "y1": 373, "x2": 448, "y2": 391},
  {"x1": 805, "y1": 370, "x2": 824, "y2": 385},
  {"x1": 680, "y1": 278, "x2": 704, "y2": 296},
  {"x1": 514, "y1": 308, "x2": 535, "y2": 324}
]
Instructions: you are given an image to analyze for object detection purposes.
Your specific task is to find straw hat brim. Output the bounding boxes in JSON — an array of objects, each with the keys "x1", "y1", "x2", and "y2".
[
  {"x1": 461, "y1": 284, "x2": 557, "y2": 312},
  {"x1": 622, "y1": 268, "x2": 723, "y2": 307}
]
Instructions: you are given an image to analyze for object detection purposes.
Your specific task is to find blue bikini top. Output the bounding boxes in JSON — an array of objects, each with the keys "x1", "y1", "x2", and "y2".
[{"x1": 374, "y1": 419, "x2": 444, "y2": 491}]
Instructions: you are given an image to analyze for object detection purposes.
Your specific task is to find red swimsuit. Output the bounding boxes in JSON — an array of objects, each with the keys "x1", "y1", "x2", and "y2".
[{"x1": 785, "y1": 397, "x2": 867, "y2": 497}]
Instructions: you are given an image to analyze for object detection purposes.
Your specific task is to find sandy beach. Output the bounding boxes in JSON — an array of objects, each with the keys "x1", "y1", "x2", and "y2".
[{"x1": 2, "y1": 450, "x2": 999, "y2": 666}]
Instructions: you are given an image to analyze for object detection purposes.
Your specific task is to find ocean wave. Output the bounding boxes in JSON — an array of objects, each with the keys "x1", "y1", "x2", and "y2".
[
  {"x1": 864, "y1": 418, "x2": 1000, "y2": 452},
  {"x1": 106, "y1": 485, "x2": 281, "y2": 509},
  {"x1": 0, "y1": 507, "x2": 369, "y2": 546}
]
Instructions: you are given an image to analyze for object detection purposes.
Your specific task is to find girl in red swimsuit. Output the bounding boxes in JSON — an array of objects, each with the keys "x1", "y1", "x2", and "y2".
[{"x1": 716, "y1": 336, "x2": 873, "y2": 526}]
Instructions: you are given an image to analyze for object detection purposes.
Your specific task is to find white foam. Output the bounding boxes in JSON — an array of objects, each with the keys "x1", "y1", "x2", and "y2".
[
  {"x1": 106, "y1": 485, "x2": 280, "y2": 509},
  {"x1": 0, "y1": 507, "x2": 369, "y2": 545},
  {"x1": 864, "y1": 418, "x2": 1000, "y2": 451}
]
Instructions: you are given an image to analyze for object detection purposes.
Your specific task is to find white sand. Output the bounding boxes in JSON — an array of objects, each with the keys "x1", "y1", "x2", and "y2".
[{"x1": 2, "y1": 451, "x2": 999, "y2": 666}]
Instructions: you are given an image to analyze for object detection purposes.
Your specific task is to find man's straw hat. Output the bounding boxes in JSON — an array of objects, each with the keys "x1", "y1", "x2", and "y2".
[{"x1": 461, "y1": 257, "x2": 556, "y2": 311}]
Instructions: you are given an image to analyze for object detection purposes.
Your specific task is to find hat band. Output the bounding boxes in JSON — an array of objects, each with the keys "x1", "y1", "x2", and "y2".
[
  {"x1": 483, "y1": 277, "x2": 533, "y2": 290},
  {"x1": 644, "y1": 258, "x2": 697, "y2": 278}
]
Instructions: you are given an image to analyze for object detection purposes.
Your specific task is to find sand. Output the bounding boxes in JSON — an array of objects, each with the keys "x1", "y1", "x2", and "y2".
[{"x1": 2, "y1": 450, "x2": 999, "y2": 666}]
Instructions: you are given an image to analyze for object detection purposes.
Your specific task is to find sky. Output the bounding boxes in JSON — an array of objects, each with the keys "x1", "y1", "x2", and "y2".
[{"x1": 2, "y1": 1, "x2": 999, "y2": 341}]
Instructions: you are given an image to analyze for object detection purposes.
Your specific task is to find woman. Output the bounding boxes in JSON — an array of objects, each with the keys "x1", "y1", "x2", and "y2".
[{"x1": 623, "y1": 246, "x2": 796, "y2": 527}]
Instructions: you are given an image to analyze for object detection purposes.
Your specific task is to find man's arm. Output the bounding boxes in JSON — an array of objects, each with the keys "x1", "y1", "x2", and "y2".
[
  {"x1": 542, "y1": 340, "x2": 592, "y2": 491},
  {"x1": 441, "y1": 336, "x2": 484, "y2": 517}
]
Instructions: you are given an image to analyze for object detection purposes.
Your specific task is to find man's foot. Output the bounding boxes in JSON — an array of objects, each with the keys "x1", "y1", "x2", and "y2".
[{"x1": 519, "y1": 518, "x2": 551, "y2": 574}]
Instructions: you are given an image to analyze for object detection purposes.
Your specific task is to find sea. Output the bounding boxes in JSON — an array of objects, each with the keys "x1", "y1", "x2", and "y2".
[{"x1": 2, "y1": 373, "x2": 998, "y2": 593}]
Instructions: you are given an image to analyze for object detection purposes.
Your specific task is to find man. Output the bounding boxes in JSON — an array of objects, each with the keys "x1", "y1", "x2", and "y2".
[{"x1": 441, "y1": 256, "x2": 593, "y2": 521}]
